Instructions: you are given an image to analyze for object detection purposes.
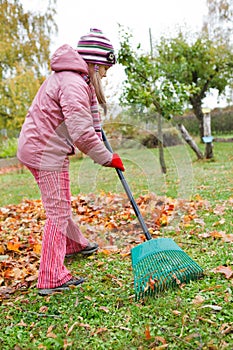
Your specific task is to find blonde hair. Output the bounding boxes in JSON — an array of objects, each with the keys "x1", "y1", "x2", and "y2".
[{"x1": 88, "y1": 64, "x2": 107, "y2": 115}]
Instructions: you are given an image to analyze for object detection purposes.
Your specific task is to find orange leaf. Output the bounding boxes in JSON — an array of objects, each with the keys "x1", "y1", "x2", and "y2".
[
  {"x1": 0, "y1": 245, "x2": 5, "y2": 254},
  {"x1": 33, "y1": 243, "x2": 41, "y2": 254},
  {"x1": 145, "y1": 325, "x2": 151, "y2": 340},
  {"x1": 4, "y1": 268, "x2": 15, "y2": 279},
  {"x1": 210, "y1": 230, "x2": 225, "y2": 238},
  {"x1": 160, "y1": 214, "x2": 168, "y2": 226},
  {"x1": 104, "y1": 222, "x2": 117, "y2": 229},
  {"x1": 149, "y1": 276, "x2": 157, "y2": 290},
  {"x1": 101, "y1": 249, "x2": 111, "y2": 255},
  {"x1": 7, "y1": 240, "x2": 21, "y2": 252}
]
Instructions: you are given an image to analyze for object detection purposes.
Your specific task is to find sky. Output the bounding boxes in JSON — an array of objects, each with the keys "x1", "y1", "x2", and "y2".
[
  {"x1": 22, "y1": 0, "x2": 208, "y2": 51},
  {"x1": 21, "y1": 0, "x2": 228, "y2": 108},
  {"x1": 55, "y1": 0, "x2": 207, "y2": 50}
]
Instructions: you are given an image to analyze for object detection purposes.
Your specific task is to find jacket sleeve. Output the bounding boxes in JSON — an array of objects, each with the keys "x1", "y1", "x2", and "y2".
[{"x1": 58, "y1": 72, "x2": 112, "y2": 165}]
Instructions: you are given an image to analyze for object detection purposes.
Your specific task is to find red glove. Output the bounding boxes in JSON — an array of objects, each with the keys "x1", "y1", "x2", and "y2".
[{"x1": 106, "y1": 153, "x2": 125, "y2": 171}]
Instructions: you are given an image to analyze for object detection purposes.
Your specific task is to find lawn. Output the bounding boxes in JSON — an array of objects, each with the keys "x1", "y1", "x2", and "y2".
[{"x1": 0, "y1": 140, "x2": 232, "y2": 349}]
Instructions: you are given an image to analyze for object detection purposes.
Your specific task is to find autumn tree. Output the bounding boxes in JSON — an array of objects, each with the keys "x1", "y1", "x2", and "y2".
[
  {"x1": 0, "y1": 0, "x2": 57, "y2": 130},
  {"x1": 117, "y1": 27, "x2": 189, "y2": 173},
  {"x1": 156, "y1": 31, "x2": 233, "y2": 146}
]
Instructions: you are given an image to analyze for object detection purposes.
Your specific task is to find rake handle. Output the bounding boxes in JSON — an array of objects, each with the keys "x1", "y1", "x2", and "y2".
[{"x1": 102, "y1": 129, "x2": 152, "y2": 241}]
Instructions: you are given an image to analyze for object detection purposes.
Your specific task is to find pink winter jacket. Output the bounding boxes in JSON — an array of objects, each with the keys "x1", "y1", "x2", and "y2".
[{"x1": 17, "y1": 44, "x2": 112, "y2": 171}]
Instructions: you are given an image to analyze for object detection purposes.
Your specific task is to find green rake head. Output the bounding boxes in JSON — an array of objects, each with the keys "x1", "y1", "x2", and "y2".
[{"x1": 131, "y1": 238, "x2": 204, "y2": 300}]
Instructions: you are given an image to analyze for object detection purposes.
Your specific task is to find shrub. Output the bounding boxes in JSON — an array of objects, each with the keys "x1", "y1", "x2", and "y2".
[
  {"x1": 0, "y1": 137, "x2": 18, "y2": 158},
  {"x1": 141, "y1": 127, "x2": 182, "y2": 148}
]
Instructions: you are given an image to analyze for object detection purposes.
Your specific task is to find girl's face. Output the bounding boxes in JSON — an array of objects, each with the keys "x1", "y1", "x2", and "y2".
[{"x1": 98, "y1": 65, "x2": 110, "y2": 78}]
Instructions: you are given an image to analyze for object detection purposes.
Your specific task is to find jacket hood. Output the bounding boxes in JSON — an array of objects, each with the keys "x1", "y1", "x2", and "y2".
[{"x1": 50, "y1": 44, "x2": 88, "y2": 73}]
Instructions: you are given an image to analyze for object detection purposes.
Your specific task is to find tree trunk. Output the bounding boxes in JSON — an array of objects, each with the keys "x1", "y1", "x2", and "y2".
[
  {"x1": 189, "y1": 96, "x2": 204, "y2": 141},
  {"x1": 157, "y1": 113, "x2": 167, "y2": 174},
  {"x1": 177, "y1": 123, "x2": 204, "y2": 160},
  {"x1": 205, "y1": 143, "x2": 213, "y2": 158},
  {"x1": 203, "y1": 111, "x2": 214, "y2": 159}
]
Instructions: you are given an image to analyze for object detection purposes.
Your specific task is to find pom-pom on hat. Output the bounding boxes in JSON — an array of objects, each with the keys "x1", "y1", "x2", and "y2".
[{"x1": 77, "y1": 28, "x2": 116, "y2": 66}]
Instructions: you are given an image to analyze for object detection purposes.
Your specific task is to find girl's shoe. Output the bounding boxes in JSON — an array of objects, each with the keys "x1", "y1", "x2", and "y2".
[
  {"x1": 38, "y1": 276, "x2": 85, "y2": 296},
  {"x1": 65, "y1": 242, "x2": 98, "y2": 258}
]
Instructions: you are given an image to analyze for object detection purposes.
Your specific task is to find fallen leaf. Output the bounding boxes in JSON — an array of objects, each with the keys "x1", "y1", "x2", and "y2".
[
  {"x1": 16, "y1": 319, "x2": 28, "y2": 327},
  {"x1": 63, "y1": 339, "x2": 73, "y2": 349},
  {"x1": 210, "y1": 230, "x2": 226, "y2": 238},
  {"x1": 220, "y1": 323, "x2": 233, "y2": 334},
  {"x1": 172, "y1": 310, "x2": 182, "y2": 316},
  {"x1": 25, "y1": 274, "x2": 38, "y2": 282},
  {"x1": 172, "y1": 274, "x2": 181, "y2": 285},
  {"x1": 38, "y1": 345, "x2": 47, "y2": 350},
  {"x1": 7, "y1": 240, "x2": 21, "y2": 252},
  {"x1": 198, "y1": 317, "x2": 216, "y2": 324},
  {"x1": 33, "y1": 243, "x2": 41, "y2": 254},
  {"x1": 0, "y1": 192, "x2": 224, "y2": 298},
  {"x1": 47, "y1": 332, "x2": 57, "y2": 339},
  {"x1": 212, "y1": 265, "x2": 233, "y2": 279},
  {"x1": 200, "y1": 305, "x2": 222, "y2": 311},
  {"x1": 47, "y1": 325, "x2": 54, "y2": 333},
  {"x1": 39, "y1": 306, "x2": 48, "y2": 313},
  {"x1": 192, "y1": 295, "x2": 205, "y2": 305},
  {"x1": 118, "y1": 326, "x2": 132, "y2": 331},
  {"x1": 91, "y1": 327, "x2": 108, "y2": 336},
  {"x1": 200, "y1": 285, "x2": 222, "y2": 293},
  {"x1": 66, "y1": 322, "x2": 79, "y2": 336},
  {"x1": 79, "y1": 323, "x2": 91, "y2": 329},
  {"x1": 99, "y1": 306, "x2": 109, "y2": 313},
  {"x1": 212, "y1": 218, "x2": 225, "y2": 226},
  {"x1": 148, "y1": 336, "x2": 168, "y2": 348},
  {"x1": 145, "y1": 325, "x2": 151, "y2": 340}
]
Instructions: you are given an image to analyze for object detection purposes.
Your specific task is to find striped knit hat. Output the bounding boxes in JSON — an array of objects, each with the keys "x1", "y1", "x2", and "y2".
[{"x1": 77, "y1": 28, "x2": 116, "y2": 66}]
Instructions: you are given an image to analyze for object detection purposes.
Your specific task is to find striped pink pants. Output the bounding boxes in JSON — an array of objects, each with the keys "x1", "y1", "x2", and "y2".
[{"x1": 28, "y1": 167, "x2": 89, "y2": 288}]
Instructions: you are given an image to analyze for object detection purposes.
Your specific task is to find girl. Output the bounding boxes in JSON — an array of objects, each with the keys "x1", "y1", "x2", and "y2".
[{"x1": 17, "y1": 28, "x2": 124, "y2": 296}]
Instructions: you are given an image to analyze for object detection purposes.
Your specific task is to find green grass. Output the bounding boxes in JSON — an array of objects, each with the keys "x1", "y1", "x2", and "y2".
[
  {"x1": 0, "y1": 141, "x2": 232, "y2": 207},
  {"x1": 0, "y1": 141, "x2": 233, "y2": 349}
]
